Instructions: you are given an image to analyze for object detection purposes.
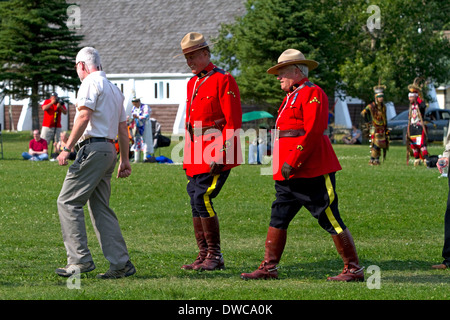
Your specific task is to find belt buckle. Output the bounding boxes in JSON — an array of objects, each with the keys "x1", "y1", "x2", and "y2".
[{"x1": 75, "y1": 138, "x2": 88, "y2": 152}]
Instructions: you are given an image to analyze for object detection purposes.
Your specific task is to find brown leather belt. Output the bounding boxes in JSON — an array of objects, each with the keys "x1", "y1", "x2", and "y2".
[
  {"x1": 75, "y1": 137, "x2": 114, "y2": 152},
  {"x1": 186, "y1": 118, "x2": 226, "y2": 138},
  {"x1": 278, "y1": 129, "x2": 306, "y2": 138}
]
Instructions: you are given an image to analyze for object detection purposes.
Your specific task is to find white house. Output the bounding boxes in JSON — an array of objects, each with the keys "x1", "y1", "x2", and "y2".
[{"x1": 0, "y1": 0, "x2": 247, "y2": 134}]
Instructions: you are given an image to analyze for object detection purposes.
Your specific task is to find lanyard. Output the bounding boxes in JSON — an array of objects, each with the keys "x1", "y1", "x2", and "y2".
[
  {"x1": 187, "y1": 69, "x2": 217, "y2": 124},
  {"x1": 275, "y1": 84, "x2": 303, "y2": 129}
]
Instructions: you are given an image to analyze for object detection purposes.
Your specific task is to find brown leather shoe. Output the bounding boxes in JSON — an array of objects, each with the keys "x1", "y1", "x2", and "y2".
[
  {"x1": 327, "y1": 266, "x2": 365, "y2": 282},
  {"x1": 194, "y1": 215, "x2": 225, "y2": 271},
  {"x1": 241, "y1": 227, "x2": 287, "y2": 280},
  {"x1": 327, "y1": 228, "x2": 364, "y2": 282},
  {"x1": 182, "y1": 217, "x2": 207, "y2": 270},
  {"x1": 241, "y1": 262, "x2": 279, "y2": 280},
  {"x1": 431, "y1": 263, "x2": 448, "y2": 269},
  {"x1": 196, "y1": 252, "x2": 225, "y2": 271}
]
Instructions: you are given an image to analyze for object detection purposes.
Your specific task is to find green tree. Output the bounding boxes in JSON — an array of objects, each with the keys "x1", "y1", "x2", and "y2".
[
  {"x1": 337, "y1": 0, "x2": 450, "y2": 104},
  {"x1": 213, "y1": 0, "x2": 450, "y2": 110},
  {"x1": 214, "y1": 0, "x2": 343, "y2": 110},
  {"x1": 0, "y1": 0, "x2": 83, "y2": 130}
]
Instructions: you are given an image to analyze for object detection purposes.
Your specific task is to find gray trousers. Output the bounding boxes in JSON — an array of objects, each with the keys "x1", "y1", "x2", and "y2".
[{"x1": 57, "y1": 141, "x2": 129, "y2": 270}]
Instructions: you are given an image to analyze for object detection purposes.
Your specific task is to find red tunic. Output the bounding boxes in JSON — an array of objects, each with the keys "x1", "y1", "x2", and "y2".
[
  {"x1": 273, "y1": 78, "x2": 341, "y2": 180},
  {"x1": 183, "y1": 63, "x2": 242, "y2": 177}
]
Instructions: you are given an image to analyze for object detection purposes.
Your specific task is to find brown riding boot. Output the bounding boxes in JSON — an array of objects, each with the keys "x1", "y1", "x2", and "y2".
[
  {"x1": 182, "y1": 217, "x2": 207, "y2": 270},
  {"x1": 327, "y1": 228, "x2": 364, "y2": 282},
  {"x1": 241, "y1": 227, "x2": 287, "y2": 280},
  {"x1": 194, "y1": 215, "x2": 225, "y2": 271}
]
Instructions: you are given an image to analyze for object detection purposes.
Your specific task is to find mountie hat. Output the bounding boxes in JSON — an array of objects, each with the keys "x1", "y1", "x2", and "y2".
[
  {"x1": 179, "y1": 32, "x2": 211, "y2": 56},
  {"x1": 267, "y1": 49, "x2": 319, "y2": 75}
]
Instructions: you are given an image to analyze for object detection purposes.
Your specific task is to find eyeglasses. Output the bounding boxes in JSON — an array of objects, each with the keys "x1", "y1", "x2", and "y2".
[{"x1": 75, "y1": 61, "x2": 86, "y2": 70}]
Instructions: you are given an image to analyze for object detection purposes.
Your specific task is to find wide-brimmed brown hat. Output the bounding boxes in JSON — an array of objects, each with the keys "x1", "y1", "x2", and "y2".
[
  {"x1": 179, "y1": 32, "x2": 210, "y2": 55},
  {"x1": 267, "y1": 49, "x2": 319, "y2": 75}
]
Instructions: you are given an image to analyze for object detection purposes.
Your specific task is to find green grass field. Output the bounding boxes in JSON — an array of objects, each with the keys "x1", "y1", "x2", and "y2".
[{"x1": 0, "y1": 131, "x2": 449, "y2": 302}]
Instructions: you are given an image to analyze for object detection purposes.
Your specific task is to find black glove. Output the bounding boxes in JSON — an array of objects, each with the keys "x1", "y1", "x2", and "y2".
[
  {"x1": 281, "y1": 162, "x2": 294, "y2": 180},
  {"x1": 210, "y1": 161, "x2": 224, "y2": 176}
]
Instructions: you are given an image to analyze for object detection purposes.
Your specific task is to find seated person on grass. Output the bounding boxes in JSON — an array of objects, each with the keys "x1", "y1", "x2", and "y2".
[{"x1": 22, "y1": 130, "x2": 49, "y2": 161}]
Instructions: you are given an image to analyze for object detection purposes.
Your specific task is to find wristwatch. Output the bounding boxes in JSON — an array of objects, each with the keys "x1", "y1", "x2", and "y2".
[{"x1": 63, "y1": 146, "x2": 71, "y2": 152}]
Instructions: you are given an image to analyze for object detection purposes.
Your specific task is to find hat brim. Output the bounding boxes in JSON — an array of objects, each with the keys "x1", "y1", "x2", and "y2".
[
  {"x1": 267, "y1": 59, "x2": 319, "y2": 75},
  {"x1": 173, "y1": 42, "x2": 216, "y2": 59}
]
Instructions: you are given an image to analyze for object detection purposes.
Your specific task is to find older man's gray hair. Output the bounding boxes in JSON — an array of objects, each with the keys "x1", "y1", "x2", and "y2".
[
  {"x1": 296, "y1": 64, "x2": 309, "y2": 77},
  {"x1": 76, "y1": 47, "x2": 102, "y2": 71}
]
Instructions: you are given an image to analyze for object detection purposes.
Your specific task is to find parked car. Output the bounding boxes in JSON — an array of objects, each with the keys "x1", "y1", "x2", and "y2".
[{"x1": 387, "y1": 108, "x2": 450, "y2": 143}]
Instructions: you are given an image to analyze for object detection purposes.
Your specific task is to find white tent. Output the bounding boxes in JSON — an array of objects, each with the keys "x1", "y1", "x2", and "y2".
[
  {"x1": 334, "y1": 98, "x2": 352, "y2": 128},
  {"x1": 427, "y1": 82, "x2": 440, "y2": 109},
  {"x1": 386, "y1": 101, "x2": 396, "y2": 120}
]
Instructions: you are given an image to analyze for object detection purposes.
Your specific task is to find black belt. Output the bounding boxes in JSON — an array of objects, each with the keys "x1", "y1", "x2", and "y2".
[{"x1": 75, "y1": 137, "x2": 114, "y2": 152}]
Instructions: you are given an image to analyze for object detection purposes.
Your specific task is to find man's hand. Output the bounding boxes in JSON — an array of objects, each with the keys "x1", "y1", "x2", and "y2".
[
  {"x1": 210, "y1": 161, "x2": 224, "y2": 176},
  {"x1": 281, "y1": 162, "x2": 294, "y2": 180},
  {"x1": 117, "y1": 160, "x2": 132, "y2": 178},
  {"x1": 57, "y1": 150, "x2": 70, "y2": 166}
]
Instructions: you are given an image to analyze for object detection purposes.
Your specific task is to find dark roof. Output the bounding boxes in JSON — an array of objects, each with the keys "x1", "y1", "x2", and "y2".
[{"x1": 71, "y1": 0, "x2": 246, "y2": 74}]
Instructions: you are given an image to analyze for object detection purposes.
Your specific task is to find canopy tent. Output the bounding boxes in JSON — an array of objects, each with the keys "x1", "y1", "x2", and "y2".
[
  {"x1": 333, "y1": 98, "x2": 352, "y2": 128},
  {"x1": 242, "y1": 110, "x2": 274, "y2": 122}
]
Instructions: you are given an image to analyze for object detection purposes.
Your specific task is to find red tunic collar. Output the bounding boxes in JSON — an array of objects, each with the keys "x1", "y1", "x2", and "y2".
[
  {"x1": 196, "y1": 62, "x2": 215, "y2": 78},
  {"x1": 288, "y1": 77, "x2": 309, "y2": 94}
]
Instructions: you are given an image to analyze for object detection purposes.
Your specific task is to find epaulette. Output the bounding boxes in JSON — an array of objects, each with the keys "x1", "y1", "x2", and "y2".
[
  {"x1": 304, "y1": 81, "x2": 316, "y2": 87},
  {"x1": 213, "y1": 67, "x2": 227, "y2": 75}
]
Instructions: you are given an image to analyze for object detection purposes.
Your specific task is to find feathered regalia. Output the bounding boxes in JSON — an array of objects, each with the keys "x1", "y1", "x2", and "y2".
[{"x1": 361, "y1": 81, "x2": 388, "y2": 165}]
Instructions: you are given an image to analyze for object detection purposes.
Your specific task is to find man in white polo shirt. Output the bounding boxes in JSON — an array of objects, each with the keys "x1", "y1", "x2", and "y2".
[{"x1": 55, "y1": 47, "x2": 135, "y2": 279}]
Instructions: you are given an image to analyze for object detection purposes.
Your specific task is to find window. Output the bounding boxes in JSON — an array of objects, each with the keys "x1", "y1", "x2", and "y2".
[
  {"x1": 153, "y1": 81, "x2": 170, "y2": 100},
  {"x1": 441, "y1": 111, "x2": 450, "y2": 120},
  {"x1": 159, "y1": 81, "x2": 164, "y2": 100}
]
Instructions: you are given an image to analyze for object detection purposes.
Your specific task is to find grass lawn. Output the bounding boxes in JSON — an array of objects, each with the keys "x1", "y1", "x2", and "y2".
[{"x1": 0, "y1": 131, "x2": 449, "y2": 303}]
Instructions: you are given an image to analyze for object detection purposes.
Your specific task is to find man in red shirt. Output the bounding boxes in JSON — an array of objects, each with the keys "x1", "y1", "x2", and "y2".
[
  {"x1": 41, "y1": 92, "x2": 67, "y2": 146},
  {"x1": 22, "y1": 130, "x2": 49, "y2": 161},
  {"x1": 179, "y1": 32, "x2": 242, "y2": 271},
  {"x1": 241, "y1": 49, "x2": 363, "y2": 282}
]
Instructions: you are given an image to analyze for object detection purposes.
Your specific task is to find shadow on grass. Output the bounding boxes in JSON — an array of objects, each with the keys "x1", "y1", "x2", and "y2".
[
  {"x1": 122, "y1": 255, "x2": 449, "y2": 283},
  {"x1": 277, "y1": 259, "x2": 450, "y2": 283}
]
